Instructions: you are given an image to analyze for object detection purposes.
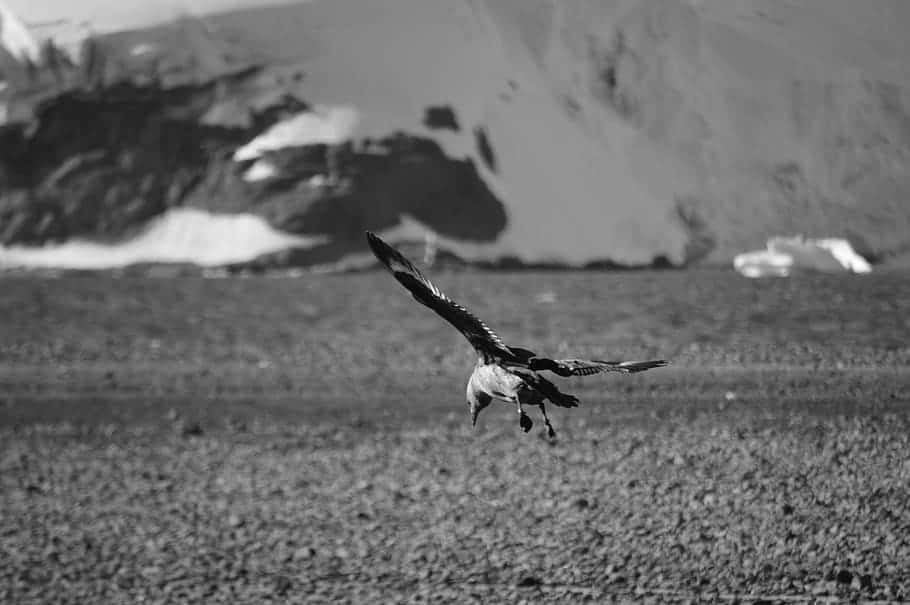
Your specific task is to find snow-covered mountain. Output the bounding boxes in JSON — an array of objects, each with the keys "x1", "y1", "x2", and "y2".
[{"x1": 1, "y1": 0, "x2": 909, "y2": 270}]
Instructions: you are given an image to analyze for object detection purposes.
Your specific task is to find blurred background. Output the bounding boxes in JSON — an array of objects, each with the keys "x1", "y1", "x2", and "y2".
[
  {"x1": 2, "y1": 1, "x2": 910, "y2": 603},
  {"x1": 2, "y1": 0, "x2": 909, "y2": 272}
]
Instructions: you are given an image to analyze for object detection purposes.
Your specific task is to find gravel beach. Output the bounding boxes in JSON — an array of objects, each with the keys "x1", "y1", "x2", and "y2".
[{"x1": 2, "y1": 270, "x2": 909, "y2": 602}]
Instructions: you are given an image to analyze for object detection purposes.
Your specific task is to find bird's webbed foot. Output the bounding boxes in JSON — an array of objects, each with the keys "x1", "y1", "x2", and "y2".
[
  {"x1": 545, "y1": 422, "x2": 556, "y2": 439},
  {"x1": 519, "y1": 412, "x2": 533, "y2": 432},
  {"x1": 539, "y1": 403, "x2": 556, "y2": 439}
]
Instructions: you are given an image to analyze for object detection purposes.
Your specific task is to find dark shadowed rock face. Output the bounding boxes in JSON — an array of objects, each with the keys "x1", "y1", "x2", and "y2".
[
  {"x1": 473, "y1": 126, "x2": 497, "y2": 174},
  {"x1": 259, "y1": 134, "x2": 503, "y2": 237},
  {"x1": 0, "y1": 11, "x2": 508, "y2": 267},
  {"x1": 196, "y1": 131, "x2": 506, "y2": 242},
  {"x1": 0, "y1": 78, "x2": 507, "y2": 264},
  {"x1": 423, "y1": 105, "x2": 460, "y2": 132},
  {"x1": 0, "y1": 85, "x2": 246, "y2": 245},
  {"x1": 192, "y1": 130, "x2": 508, "y2": 267}
]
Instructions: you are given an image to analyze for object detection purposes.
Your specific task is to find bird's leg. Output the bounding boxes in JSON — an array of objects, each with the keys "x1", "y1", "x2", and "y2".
[
  {"x1": 538, "y1": 403, "x2": 556, "y2": 439},
  {"x1": 515, "y1": 398, "x2": 533, "y2": 432}
]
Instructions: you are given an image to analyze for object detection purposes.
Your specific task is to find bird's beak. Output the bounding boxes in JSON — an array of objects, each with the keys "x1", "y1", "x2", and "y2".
[{"x1": 470, "y1": 407, "x2": 479, "y2": 427}]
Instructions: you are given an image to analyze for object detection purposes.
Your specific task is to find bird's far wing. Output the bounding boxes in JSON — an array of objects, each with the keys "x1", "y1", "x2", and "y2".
[
  {"x1": 512, "y1": 367, "x2": 579, "y2": 408},
  {"x1": 366, "y1": 231, "x2": 514, "y2": 360},
  {"x1": 528, "y1": 357, "x2": 668, "y2": 377}
]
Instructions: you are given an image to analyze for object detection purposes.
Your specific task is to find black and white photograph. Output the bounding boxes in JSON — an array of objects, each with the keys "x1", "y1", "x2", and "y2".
[{"x1": 2, "y1": 0, "x2": 909, "y2": 602}]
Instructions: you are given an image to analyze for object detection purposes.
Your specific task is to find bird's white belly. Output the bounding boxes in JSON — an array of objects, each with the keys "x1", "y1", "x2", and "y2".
[{"x1": 469, "y1": 364, "x2": 524, "y2": 402}]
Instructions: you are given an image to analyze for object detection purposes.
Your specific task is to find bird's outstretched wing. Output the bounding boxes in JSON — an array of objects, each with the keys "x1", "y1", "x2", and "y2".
[
  {"x1": 366, "y1": 232, "x2": 514, "y2": 361},
  {"x1": 528, "y1": 357, "x2": 668, "y2": 377}
]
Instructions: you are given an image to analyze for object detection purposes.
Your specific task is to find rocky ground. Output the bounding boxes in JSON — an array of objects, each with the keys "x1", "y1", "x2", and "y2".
[{"x1": 2, "y1": 269, "x2": 910, "y2": 603}]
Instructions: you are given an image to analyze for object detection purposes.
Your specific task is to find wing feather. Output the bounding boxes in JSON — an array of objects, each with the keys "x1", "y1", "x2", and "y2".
[
  {"x1": 528, "y1": 357, "x2": 668, "y2": 377},
  {"x1": 366, "y1": 232, "x2": 514, "y2": 360}
]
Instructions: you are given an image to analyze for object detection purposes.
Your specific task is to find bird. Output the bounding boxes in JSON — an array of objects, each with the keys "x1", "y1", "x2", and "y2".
[{"x1": 365, "y1": 231, "x2": 667, "y2": 437}]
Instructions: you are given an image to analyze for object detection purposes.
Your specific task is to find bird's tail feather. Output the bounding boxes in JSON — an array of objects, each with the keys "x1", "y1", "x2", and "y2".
[{"x1": 532, "y1": 374, "x2": 579, "y2": 408}]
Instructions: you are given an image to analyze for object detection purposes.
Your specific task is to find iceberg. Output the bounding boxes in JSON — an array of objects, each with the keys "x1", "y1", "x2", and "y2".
[{"x1": 734, "y1": 236, "x2": 872, "y2": 278}]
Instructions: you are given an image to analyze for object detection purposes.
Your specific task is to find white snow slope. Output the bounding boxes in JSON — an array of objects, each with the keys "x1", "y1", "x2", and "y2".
[
  {"x1": 0, "y1": 208, "x2": 325, "y2": 269},
  {"x1": 0, "y1": 0, "x2": 40, "y2": 63}
]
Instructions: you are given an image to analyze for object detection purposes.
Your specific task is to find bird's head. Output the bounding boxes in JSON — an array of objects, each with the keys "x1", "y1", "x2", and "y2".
[{"x1": 466, "y1": 390, "x2": 491, "y2": 427}]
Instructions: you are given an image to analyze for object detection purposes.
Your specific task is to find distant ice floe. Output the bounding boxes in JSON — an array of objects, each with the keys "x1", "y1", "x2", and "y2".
[
  {"x1": 233, "y1": 106, "x2": 360, "y2": 162},
  {"x1": 734, "y1": 236, "x2": 872, "y2": 278},
  {"x1": 0, "y1": 208, "x2": 325, "y2": 269}
]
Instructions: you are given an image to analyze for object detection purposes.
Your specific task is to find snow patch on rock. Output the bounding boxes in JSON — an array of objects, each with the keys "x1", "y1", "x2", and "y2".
[
  {"x1": 0, "y1": 207, "x2": 325, "y2": 269},
  {"x1": 0, "y1": 1, "x2": 40, "y2": 63},
  {"x1": 233, "y1": 106, "x2": 360, "y2": 162}
]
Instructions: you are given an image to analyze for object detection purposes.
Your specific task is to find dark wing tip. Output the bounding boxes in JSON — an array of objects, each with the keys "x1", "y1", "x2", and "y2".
[
  {"x1": 365, "y1": 231, "x2": 400, "y2": 271},
  {"x1": 623, "y1": 359, "x2": 669, "y2": 373},
  {"x1": 365, "y1": 231, "x2": 431, "y2": 293},
  {"x1": 365, "y1": 231, "x2": 383, "y2": 256}
]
